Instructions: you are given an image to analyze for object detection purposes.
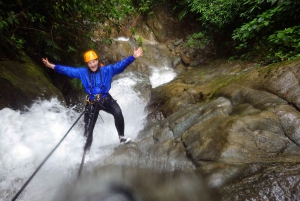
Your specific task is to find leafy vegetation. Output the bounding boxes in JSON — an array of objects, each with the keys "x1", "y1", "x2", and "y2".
[
  {"x1": 1, "y1": 0, "x2": 299, "y2": 64},
  {"x1": 267, "y1": 25, "x2": 300, "y2": 61},
  {"x1": 173, "y1": 0, "x2": 300, "y2": 62},
  {"x1": 185, "y1": 32, "x2": 212, "y2": 49},
  {"x1": 133, "y1": 0, "x2": 168, "y2": 15},
  {"x1": 0, "y1": 0, "x2": 134, "y2": 63},
  {"x1": 230, "y1": 1, "x2": 300, "y2": 62}
]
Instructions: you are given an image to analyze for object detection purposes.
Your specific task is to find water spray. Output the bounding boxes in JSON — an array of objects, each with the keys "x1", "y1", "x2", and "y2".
[{"x1": 11, "y1": 110, "x2": 86, "y2": 201}]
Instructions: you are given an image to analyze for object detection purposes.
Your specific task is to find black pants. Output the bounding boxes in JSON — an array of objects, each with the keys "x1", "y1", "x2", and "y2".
[{"x1": 83, "y1": 95, "x2": 124, "y2": 151}]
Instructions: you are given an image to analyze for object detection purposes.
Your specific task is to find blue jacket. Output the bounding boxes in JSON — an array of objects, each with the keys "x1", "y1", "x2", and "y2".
[{"x1": 54, "y1": 55, "x2": 135, "y2": 98}]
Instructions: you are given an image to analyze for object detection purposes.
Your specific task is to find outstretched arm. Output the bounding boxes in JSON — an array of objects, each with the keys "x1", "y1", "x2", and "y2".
[
  {"x1": 42, "y1": 58, "x2": 55, "y2": 69},
  {"x1": 109, "y1": 47, "x2": 143, "y2": 75},
  {"x1": 42, "y1": 58, "x2": 82, "y2": 78},
  {"x1": 133, "y1": 47, "x2": 144, "y2": 58}
]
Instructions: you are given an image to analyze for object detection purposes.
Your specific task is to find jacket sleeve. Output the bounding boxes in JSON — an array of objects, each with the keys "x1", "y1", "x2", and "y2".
[
  {"x1": 54, "y1": 65, "x2": 83, "y2": 79},
  {"x1": 110, "y1": 55, "x2": 135, "y2": 74}
]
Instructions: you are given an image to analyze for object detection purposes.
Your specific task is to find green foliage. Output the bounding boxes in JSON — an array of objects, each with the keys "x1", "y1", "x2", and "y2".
[
  {"x1": 134, "y1": 0, "x2": 167, "y2": 15},
  {"x1": 185, "y1": 32, "x2": 211, "y2": 49},
  {"x1": 232, "y1": 6, "x2": 283, "y2": 50},
  {"x1": 239, "y1": 0, "x2": 280, "y2": 19},
  {"x1": 130, "y1": 27, "x2": 136, "y2": 36},
  {"x1": 137, "y1": 36, "x2": 144, "y2": 47},
  {"x1": 6, "y1": 11, "x2": 19, "y2": 25},
  {"x1": 1, "y1": 0, "x2": 299, "y2": 65},
  {"x1": 175, "y1": 0, "x2": 300, "y2": 62},
  {"x1": 136, "y1": 0, "x2": 152, "y2": 14},
  {"x1": 188, "y1": 0, "x2": 242, "y2": 28},
  {"x1": 71, "y1": 79, "x2": 83, "y2": 90},
  {"x1": 136, "y1": 36, "x2": 146, "y2": 51},
  {"x1": 268, "y1": 26, "x2": 300, "y2": 49},
  {"x1": 268, "y1": 26, "x2": 300, "y2": 61},
  {"x1": 0, "y1": 0, "x2": 134, "y2": 63},
  {"x1": 174, "y1": 0, "x2": 250, "y2": 29},
  {"x1": 231, "y1": 0, "x2": 300, "y2": 61},
  {"x1": 10, "y1": 35, "x2": 25, "y2": 50}
]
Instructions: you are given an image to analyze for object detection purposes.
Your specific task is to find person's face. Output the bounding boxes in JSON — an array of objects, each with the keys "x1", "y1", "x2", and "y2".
[{"x1": 87, "y1": 59, "x2": 99, "y2": 72}]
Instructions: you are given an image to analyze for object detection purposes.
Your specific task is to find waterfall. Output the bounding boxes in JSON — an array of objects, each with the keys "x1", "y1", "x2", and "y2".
[
  {"x1": 0, "y1": 66, "x2": 177, "y2": 201},
  {"x1": 149, "y1": 66, "x2": 177, "y2": 88}
]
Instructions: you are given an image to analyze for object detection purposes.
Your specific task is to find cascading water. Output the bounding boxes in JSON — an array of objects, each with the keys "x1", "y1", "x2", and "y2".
[
  {"x1": 0, "y1": 65, "x2": 177, "y2": 201},
  {"x1": 149, "y1": 66, "x2": 177, "y2": 88}
]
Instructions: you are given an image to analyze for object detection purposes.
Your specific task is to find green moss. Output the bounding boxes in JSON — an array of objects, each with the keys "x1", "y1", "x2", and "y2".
[
  {"x1": 255, "y1": 58, "x2": 300, "y2": 77},
  {"x1": 208, "y1": 74, "x2": 246, "y2": 100},
  {"x1": 0, "y1": 57, "x2": 65, "y2": 110}
]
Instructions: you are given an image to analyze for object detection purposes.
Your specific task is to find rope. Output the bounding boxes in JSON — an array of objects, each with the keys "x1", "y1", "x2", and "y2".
[
  {"x1": 11, "y1": 110, "x2": 86, "y2": 201},
  {"x1": 77, "y1": 148, "x2": 87, "y2": 177},
  {"x1": 78, "y1": 105, "x2": 100, "y2": 177}
]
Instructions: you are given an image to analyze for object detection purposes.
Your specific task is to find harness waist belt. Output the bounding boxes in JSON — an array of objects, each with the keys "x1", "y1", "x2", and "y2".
[{"x1": 86, "y1": 94, "x2": 108, "y2": 104}]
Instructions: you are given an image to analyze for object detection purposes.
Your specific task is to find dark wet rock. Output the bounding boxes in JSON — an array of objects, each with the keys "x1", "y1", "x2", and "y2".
[
  {"x1": 136, "y1": 58, "x2": 300, "y2": 200},
  {"x1": 103, "y1": 142, "x2": 141, "y2": 167},
  {"x1": 272, "y1": 105, "x2": 300, "y2": 146},
  {"x1": 0, "y1": 58, "x2": 65, "y2": 110},
  {"x1": 190, "y1": 55, "x2": 206, "y2": 67},
  {"x1": 218, "y1": 162, "x2": 300, "y2": 201},
  {"x1": 172, "y1": 56, "x2": 182, "y2": 68},
  {"x1": 179, "y1": 51, "x2": 191, "y2": 65},
  {"x1": 174, "y1": 63, "x2": 186, "y2": 75},
  {"x1": 144, "y1": 6, "x2": 200, "y2": 43},
  {"x1": 99, "y1": 40, "x2": 177, "y2": 76},
  {"x1": 54, "y1": 165, "x2": 218, "y2": 201},
  {"x1": 100, "y1": 137, "x2": 195, "y2": 172},
  {"x1": 173, "y1": 39, "x2": 184, "y2": 46},
  {"x1": 133, "y1": 80, "x2": 152, "y2": 101}
]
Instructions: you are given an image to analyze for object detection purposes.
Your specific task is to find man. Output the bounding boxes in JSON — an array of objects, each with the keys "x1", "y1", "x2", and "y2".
[{"x1": 42, "y1": 47, "x2": 144, "y2": 151}]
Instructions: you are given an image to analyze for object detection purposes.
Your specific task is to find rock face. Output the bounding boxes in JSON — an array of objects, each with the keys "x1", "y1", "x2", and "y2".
[
  {"x1": 54, "y1": 165, "x2": 218, "y2": 201},
  {"x1": 219, "y1": 162, "x2": 300, "y2": 200},
  {"x1": 0, "y1": 58, "x2": 66, "y2": 110},
  {"x1": 142, "y1": 60, "x2": 300, "y2": 200},
  {"x1": 142, "y1": 5, "x2": 200, "y2": 43},
  {"x1": 100, "y1": 59, "x2": 300, "y2": 200}
]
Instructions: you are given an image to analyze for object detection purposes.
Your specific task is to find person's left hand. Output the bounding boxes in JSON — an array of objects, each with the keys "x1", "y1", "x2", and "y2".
[{"x1": 133, "y1": 47, "x2": 144, "y2": 58}]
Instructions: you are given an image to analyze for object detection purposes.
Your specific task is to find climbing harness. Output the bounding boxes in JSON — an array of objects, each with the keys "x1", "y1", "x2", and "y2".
[
  {"x1": 86, "y1": 94, "x2": 102, "y2": 104},
  {"x1": 86, "y1": 94, "x2": 108, "y2": 104},
  {"x1": 11, "y1": 109, "x2": 86, "y2": 201},
  {"x1": 86, "y1": 93, "x2": 109, "y2": 108}
]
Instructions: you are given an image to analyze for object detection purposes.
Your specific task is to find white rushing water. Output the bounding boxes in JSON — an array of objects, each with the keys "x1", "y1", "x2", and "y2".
[
  {"x1": 0, "y1": 67, "x2": 176, "y2": 201},
  {"x1": 149, "y1": 66, "x2": 177, "y2": 88}
]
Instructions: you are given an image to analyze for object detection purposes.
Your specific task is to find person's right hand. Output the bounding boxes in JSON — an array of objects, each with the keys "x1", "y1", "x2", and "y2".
[
  {"x1": 133, "y1": 47, "x2": 144, "y2": 59},
  {"x1": 42, "y1": 58, "x2": 55, "y2": 69}
]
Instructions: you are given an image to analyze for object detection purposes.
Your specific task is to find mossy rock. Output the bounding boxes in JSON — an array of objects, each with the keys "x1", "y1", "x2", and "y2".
[{"x1": 0, "y1": 58, "x2": 65, "y2": 110}]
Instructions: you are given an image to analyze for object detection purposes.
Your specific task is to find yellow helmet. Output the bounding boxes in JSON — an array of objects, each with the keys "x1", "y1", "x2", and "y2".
[{"x1": 83, "y1": 50, "x2": 98, "y2": 63}]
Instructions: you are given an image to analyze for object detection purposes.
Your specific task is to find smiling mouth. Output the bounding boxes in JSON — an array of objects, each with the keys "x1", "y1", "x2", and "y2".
[{"x1": 90, "y1": 66, "x2": 98, "y2": 71}]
